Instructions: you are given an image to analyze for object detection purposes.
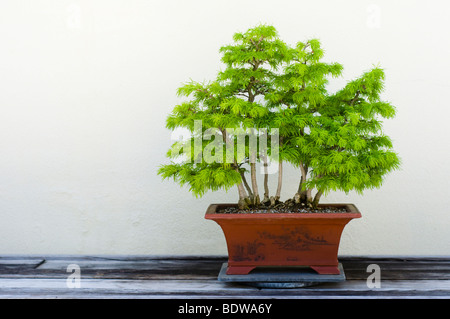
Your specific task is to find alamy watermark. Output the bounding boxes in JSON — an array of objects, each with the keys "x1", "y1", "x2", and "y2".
[
  {"x1": 66, "y1": 264, "x2": 81, "y2": 288},
  {"x1": 66, "y1": 3, "x2": 82, "y2": 30},
  {"x1": 366, "y1": 264, "x2": 381, "y2": 288},
  {"x1": 171, "y1": 120, "x2": 280, "y2": 173},
  {"x1": 366, "y1": 4, "x2": 382, "y2": 29}
]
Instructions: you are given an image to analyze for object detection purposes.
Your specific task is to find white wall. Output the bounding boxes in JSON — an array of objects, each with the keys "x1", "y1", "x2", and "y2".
[{"x1": 1, "y1": 0, "x2": 449, "y2": 256}]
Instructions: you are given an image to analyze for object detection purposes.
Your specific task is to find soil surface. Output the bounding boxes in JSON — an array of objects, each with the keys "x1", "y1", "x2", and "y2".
[{"x1": 217, "y1": 199, "x2": 348, "y2": 214}]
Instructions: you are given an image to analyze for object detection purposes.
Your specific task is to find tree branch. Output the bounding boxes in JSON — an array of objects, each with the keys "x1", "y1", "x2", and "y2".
[
  {"x1": 349, "y1": 90, "x2": 360, "y2": 106},
  {"x1": 236, "y1": 92, "x2": 249, "y2": 98}
]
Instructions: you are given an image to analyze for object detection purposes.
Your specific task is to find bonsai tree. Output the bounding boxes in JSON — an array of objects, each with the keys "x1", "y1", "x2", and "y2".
[{"x1": 158, "y1": 25, "x2": 400, "y2": 210}]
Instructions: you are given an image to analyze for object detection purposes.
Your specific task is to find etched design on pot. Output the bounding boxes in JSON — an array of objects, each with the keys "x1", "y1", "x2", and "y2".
[
  {"x1": 258, "y1": 226, "x2": 332, "y2": 251},
  {"x1": 231, "y1": 240, "x2": 265, "y2": 262}
]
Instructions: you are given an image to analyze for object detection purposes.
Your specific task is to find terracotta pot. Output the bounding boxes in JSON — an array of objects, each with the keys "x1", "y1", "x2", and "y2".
[{"x1": 205, "y1": 203, "x2": 361, "y2": 275}]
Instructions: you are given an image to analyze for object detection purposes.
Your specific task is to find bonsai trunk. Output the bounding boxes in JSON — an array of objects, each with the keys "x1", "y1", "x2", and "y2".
[
  {"x1": 239, "y1": 170, "x2": 254, "y2": 203},
  {"x1": 306, "y1": 189, "x2": 313, "y2": 203},
  {"x1": 223, "y1": 127, "x2": 251, "y2": 209},
  {"x1": 312, "y1": 190, "x2": 323, "y2": 208},
  {"x1": 234, "y1": 162, "x2": 251, "y2": 209},
  {"x1": 262, "y1": 154, "x2": 269, "y2": 203},
  {"x1": 295, "y1": 163, "x2": 312, "y2": 205},
  {"x1": 250, "y1": 160, "x2": 260, "y2": 205},
  {"x1": 275, "y1": 160, "x2": 282, "y2": 201},
  {"x1": 236, "y1": 182, "x2": 249, "y2": 210}
]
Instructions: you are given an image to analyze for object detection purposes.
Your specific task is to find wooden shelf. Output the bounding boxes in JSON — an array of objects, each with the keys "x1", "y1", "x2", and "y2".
[{"x1": 0, "y1": 255, "x2": 449, "y2": 298}]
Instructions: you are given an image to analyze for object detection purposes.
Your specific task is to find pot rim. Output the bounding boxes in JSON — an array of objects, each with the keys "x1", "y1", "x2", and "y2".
[{"x1": 205, "y1": 203, "x2": 362, "y2": 220}]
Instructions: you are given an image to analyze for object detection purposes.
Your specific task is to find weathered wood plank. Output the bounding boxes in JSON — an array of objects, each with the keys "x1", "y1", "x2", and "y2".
[
  {"x1": 0, "y1": 255, "x2": 449, "y2": 298},
  {"x1": 339, "y1": 257, "x2": 450, "y2": 280},
  {"x1": 2, "y1": 256, "x2": 224, "y2": 279},
  {"x1": 2, "y1": 277, "x2": 449, "y2": 292},
  {"x1": 0, "y1": 278, "x2": 449, "y2": 298},
  {"x1": 0, "y1": 257, "x2": 45, "y2": 272},
  {"x1": 28, "y1": 256, "x2": 450, "y2": 280}
]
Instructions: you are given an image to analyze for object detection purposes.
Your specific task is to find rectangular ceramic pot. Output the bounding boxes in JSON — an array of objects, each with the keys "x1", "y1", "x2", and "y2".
[{"x1": 205, "y1": 203, "x2": 361, "y2": 275}]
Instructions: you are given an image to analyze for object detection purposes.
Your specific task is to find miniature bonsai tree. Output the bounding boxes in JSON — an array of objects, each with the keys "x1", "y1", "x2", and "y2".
[{"x1": 158, "y1": 25, "x2": 400, "y2": 210}]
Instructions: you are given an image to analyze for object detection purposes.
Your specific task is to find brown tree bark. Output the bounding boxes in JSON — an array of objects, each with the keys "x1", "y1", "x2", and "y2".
[
  {"x1": 275, "y1": 160, "x2": 283, "y2": 201},
  {"x1": 312, "y1": 190, "x2": 323, "y2": 208},
  {"x1": 262, "y1": 154, "x2": 270, "y2": 202}
]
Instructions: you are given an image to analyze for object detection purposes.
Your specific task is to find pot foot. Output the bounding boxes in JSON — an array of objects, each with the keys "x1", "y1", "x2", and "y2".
[
  {"x1": 226, "y1": 266, "x2": 256, "y2": 275},
  {"x1": 310, "y1": 265, "x2": 340, "y2": 275}
]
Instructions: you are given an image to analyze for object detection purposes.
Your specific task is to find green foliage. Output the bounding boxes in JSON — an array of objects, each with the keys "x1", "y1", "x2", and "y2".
[
  {"x1": 158, "y1": 162, "x2": 241, "y2": 198},
  {"x1": 158, "y1": 24, "x2": 400, "y2": 207}
]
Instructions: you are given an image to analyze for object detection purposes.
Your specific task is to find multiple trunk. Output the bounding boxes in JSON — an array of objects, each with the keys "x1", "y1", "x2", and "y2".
[
  {"x1": 236, "y1": 158, "x2": 323, "y2": 210},
  {"x1": 236, "y1": 159, "x2": 283, "y2": 210},
  {"x1": 293, "y1": 162, "x2": 323, "y2": 208},
  {"x1": 231, "y1": 51, "x2": 323, "y2": 210}
]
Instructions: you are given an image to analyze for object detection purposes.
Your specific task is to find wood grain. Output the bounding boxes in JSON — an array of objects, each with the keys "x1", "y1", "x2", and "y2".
[{"x1": 0, "y1": 255, "x2": 449, "y2": 298}]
